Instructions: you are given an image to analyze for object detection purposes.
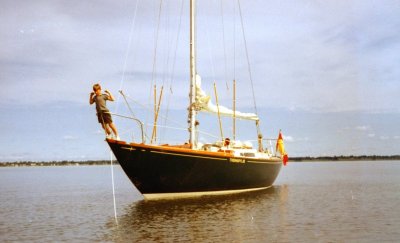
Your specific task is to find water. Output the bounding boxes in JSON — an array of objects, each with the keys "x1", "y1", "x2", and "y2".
[{"x1": 1, "y1": 161, "x2": 399, "y2": 242}]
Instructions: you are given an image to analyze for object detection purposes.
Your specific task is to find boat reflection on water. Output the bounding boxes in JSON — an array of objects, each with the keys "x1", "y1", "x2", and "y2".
[{"x1": 104, "y1": 185, "x2": 289, "y2": 242}]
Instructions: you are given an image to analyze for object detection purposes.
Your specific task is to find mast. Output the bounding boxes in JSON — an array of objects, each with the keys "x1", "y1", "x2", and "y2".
[
  {"x1": 233, "y1": 79, "x2": 236, "y2": 140},
  {"x1": 189, "y1": 0, "x2": 197, "y2": 148}
]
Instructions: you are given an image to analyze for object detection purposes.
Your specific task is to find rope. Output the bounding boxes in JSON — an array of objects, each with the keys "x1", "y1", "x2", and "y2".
[
  {"x1": 108, "y1": 0, "x2": 139, "y2": 226},
  {"x1": 110, "y1": 151, "x2": 118, "y2": 225},
  {"x1": 99, "y1": 111, "x2": 118, "y2": 224}
]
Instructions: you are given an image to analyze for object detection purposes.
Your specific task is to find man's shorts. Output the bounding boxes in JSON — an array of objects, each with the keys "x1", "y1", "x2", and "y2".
[{"x1": 97, "y1": 112, "x2": 113, "y2": 124}]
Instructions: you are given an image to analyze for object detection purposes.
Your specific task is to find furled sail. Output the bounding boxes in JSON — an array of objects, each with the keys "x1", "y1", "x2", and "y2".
[{"x1": 193, "y1": 75, "x2": 259, "y2": 121}]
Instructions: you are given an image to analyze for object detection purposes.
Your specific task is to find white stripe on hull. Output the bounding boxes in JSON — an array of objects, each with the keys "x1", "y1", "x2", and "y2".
[{"x1": 142, "y1": 186, "x2": 272, "y2": 200}]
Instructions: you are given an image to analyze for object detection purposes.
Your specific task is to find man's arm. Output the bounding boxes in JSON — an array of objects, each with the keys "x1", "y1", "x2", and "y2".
[
  {"x1": 89, "y1": 92, "x2": 95, "y2": 104},
  {"x1": 105, "y1": 90, "x2": 115, "y2": 101}
]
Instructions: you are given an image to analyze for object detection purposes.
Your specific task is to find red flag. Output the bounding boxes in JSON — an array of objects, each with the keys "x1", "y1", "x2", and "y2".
[
  {"x1": 276, "y1": 130, "x2": 289, "y2": 166},
  {"x1": 283, "y1": 154, "x2": 289, "y2": 166}
]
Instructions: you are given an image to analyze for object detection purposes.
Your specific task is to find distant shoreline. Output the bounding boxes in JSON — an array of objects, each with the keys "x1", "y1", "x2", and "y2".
[
  {"x1": 1, "y1": 155, "x2": 399, "y2": 167},
  {"x1": 289, "y1": 155, "x2": 400, "y2": 162},
  {"x1": 0, "y1": 160, "x2": 118, "y2": 167}
]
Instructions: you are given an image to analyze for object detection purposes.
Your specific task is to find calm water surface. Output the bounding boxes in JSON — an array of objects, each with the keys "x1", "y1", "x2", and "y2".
[{"x1": 1, "y1": 161, "x2": 399, "y2": 242}]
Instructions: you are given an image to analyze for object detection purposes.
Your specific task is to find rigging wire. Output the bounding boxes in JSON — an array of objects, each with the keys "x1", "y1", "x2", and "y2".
[
  {"x1": 233, "y1": 2, "x2": 236, "y2": 82},
  {"x1": 147, "y1": 0, "x2": 164, "y2": 137},
  {"x1": 219, "y1": 0, "x2": 229, "y2": 89},
  {"x1": 161, "y1": 0, "x2": 185, "y2": 143},
  {"x1": 205, "y1": 17, "x2": 217, "y2": 83},
  {"x1": 237, "y1": 0, "x2": 258, "y2": 115},
  {"x1": 115, "y1": 0, "x2": 140, "y2": 114},
  {"x1": 157, "y1": 1, "x2": 172, "y2": 143},
  {"x1": 145, "y1": 123, "x2": 219, "y2": 140},
  {"x1": 123, "y1": 93, "x2": 185, "y2": 129},
  {"x1": 121, "y1": 93, "x2": 219, "y2": 140}
]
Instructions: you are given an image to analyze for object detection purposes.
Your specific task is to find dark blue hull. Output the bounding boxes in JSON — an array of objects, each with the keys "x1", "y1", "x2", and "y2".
[{"x1": 107, "y1": 140, "x2": 282, "y2": 198}]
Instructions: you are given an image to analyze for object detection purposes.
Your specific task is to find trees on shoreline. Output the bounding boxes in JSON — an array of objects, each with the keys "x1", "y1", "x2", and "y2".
[
  {"x1": 289, "y1": 155, "x2": 400, "y2": 162},
  {"x1": 0, "y1": 160, "x2": 118, "y2": 167}
]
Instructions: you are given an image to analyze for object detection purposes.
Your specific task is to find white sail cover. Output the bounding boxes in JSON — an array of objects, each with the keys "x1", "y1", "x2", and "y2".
[{"x1": 193, "y1": 75, "x2": 259, "y2": 121}]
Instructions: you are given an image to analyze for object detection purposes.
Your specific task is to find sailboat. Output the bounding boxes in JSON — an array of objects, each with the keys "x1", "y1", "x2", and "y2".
[{"x1": 106, "y1": 0, "x2": 286, "y2": 199}]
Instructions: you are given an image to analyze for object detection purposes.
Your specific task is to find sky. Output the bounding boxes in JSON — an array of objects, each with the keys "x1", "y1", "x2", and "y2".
[{"x1": 1, "y1": 0, "x2": 399, "y2": 161}]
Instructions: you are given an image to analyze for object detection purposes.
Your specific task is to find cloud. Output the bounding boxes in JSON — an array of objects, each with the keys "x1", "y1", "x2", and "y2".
[
  {"x1": 63, "y1": 135, "x2": 78, "y2": 140},
  {"x1": 249, "y1": 1, "x2": 400, "y2": 113},
  {"x1": 283, "y1": 136, "x2": 294, "y2": 142},
  {"x1": 283, "y1": 136, "x2": 309, "y2": 143},
  {"x1": 379, "y1": 136, "x2": 389, "y2": 140},
  {"x1": 0, "y1": 0, "x2": 399, "y2": 113},
  {"x1": 94, "y1": 130, "x2": 104, "y2": 135},
  {"x1": 355, "y1": 126, "x2": 370, "y2": 131},
  {"x1": 0, "y1": 152, "x2": 33, "y2": 161}
]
